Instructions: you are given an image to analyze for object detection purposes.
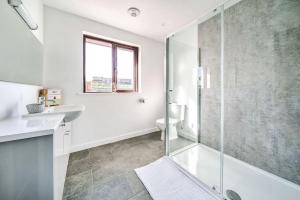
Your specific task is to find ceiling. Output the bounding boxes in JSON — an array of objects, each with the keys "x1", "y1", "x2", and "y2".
[{"x1": 43, "y1": 0, "x2": 221, "y2": 41}]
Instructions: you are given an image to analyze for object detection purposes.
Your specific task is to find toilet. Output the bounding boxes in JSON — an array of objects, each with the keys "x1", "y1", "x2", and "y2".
[{"x1": 156, "y1": 104, "x2": 185, "y2": 140}]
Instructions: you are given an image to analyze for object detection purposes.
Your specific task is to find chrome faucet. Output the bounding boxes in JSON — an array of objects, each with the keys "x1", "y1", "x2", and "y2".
[{"x1": 40, "y1": 99, "x2": 56, "y2": 107}]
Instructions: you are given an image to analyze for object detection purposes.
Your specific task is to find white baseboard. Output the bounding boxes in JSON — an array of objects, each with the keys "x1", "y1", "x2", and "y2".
[
  {"x1": 70, "y1": 127, "x2": 160, "y2": 153},
  {"x1": 178, "y1": 130, "x2": 197, "y2": 142}
]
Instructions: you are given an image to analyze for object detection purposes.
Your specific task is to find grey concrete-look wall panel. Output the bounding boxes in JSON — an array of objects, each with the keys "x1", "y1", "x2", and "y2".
[
  {"x1": 199, "y1": 14, "x2": 221, "y2": 151},
  {"x1": 199, "y1": 0, "x2": 300, "y2": 184}
]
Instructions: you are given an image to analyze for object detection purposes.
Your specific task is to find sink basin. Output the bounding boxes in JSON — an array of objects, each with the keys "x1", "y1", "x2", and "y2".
[
  {"x1": 25, "y1": 105, "x2": 85, "y2": 122},
  {"x1": 44, "y1": 105, "x2": 85, "y2": 122}
]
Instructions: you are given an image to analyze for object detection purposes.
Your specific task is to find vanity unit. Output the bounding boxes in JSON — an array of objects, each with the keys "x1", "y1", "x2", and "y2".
[{"x1": 0, "y1": 105, "x2": 84, "y2": 200}]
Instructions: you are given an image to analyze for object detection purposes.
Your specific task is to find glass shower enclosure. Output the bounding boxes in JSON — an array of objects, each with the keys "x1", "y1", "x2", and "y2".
[
  {"x1": 165, "y1": 0, "x2": 300, "y2": 199},
  {"x1": 166, "y1": 23, "x2": 199, "y2": 154}
]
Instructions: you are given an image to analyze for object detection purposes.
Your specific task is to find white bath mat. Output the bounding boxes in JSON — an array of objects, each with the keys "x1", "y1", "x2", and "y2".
[{"x1": 135, "y1": 157, "x2": 220, "y2": 200}]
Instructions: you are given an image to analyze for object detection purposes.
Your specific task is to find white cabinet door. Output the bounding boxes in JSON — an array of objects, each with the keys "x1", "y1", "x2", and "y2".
[
  {"x1": 63, "y1": 122, "x2": 71, "y2": 154},
  {"x1": 54, "y1": 123, "x2": 65, "y2": 156},
  {"x1": 54, "y1": 122, "x2": 71, "y2": 200},
  {"x1": 54, "y1": 122, "x2": 72, "y2": 156}
]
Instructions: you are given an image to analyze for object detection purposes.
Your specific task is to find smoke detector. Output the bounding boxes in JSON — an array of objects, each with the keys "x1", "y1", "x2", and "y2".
[{"x1": 128, "y1": 7, "x2": 141, "y2": 17}]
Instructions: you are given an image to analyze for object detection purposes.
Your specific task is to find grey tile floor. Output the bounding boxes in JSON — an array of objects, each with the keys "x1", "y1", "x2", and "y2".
[
  {"x1": 63, "y1": 132, "x2": 195, "y2": 200},
  {"x1": 63, "y1": 132, "x2": 164, "y2": 200}
]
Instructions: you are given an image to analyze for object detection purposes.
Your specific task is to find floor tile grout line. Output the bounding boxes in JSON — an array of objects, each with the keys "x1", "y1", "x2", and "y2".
[
  {"x1": 88, "y1": 148, "x2": 95, "y2": 194},
  {"x1": 126, "y1": 188, "x2": 145, "y2": 200}
]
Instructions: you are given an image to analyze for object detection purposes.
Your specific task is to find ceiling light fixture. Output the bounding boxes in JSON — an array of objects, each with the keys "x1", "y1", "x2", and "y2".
[
  {"x1": 8, "y1": 0, "x2": 38, "y2": 30},
  {"x1": 128, "y1": 7, "x2": 141, "y2": 17}
]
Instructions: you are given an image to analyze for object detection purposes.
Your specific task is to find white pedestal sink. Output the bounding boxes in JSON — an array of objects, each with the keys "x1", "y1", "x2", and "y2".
[{"x1": 24, "y1": 105, "x2": 85, "y2": 122}]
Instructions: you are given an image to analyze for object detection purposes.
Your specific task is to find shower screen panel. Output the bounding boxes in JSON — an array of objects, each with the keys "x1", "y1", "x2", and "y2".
[
  {"x1": 166, "y1": 23, "x2": 199, "y2": 154},
  {"x1": 197, "y1": 8, "x2": 223, "y2": 194},
  {"x1": 167, "y1": 8, "x2": 223, "y2": 195}
]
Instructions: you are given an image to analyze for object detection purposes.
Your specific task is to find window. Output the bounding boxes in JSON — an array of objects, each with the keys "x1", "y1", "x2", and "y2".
[{"x1": 83, "y1": 35, "x2": 139, "y2": 93}]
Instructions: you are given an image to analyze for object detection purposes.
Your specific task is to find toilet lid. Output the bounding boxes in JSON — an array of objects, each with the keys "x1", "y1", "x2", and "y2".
[{"x1": 156, "y1": 118, "x2": 179, "y2": 124}]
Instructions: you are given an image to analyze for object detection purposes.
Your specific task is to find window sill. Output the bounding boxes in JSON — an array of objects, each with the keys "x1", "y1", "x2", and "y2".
[{"x1": 76, "y1": 91, "x2": 141, "y2": 96}]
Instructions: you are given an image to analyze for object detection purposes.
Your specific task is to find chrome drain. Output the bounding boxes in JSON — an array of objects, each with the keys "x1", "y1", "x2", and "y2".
[{"x1": 226, "y1": 190, "x2": 241, "y2": 200}]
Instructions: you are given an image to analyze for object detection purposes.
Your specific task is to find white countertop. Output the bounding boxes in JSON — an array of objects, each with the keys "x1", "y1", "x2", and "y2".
[{"x1": 0, "y1": 114, "x2": 65, "y2": 143}]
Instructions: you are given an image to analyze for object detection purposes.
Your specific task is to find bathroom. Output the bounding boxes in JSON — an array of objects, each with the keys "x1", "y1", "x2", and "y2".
[{"x1": 0, "y1": 0, "x2": 299, "y2": 200}]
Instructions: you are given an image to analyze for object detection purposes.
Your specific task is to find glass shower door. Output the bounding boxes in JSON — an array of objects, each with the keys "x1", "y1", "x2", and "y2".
[
  {"x1": 166, "y1": 23, "x2": 199, "y2": 154},
  {"x1": 197, "y1": 7, "x2": 223, "y2": 195},
  {"x1": 167, "y1": 7, "x2": 223, "y2": 196}
]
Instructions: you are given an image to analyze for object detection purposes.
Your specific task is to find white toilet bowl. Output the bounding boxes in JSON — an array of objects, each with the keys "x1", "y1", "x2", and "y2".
[{"x1": 156, "y1": 118, "x2": 179, "y2": 140}]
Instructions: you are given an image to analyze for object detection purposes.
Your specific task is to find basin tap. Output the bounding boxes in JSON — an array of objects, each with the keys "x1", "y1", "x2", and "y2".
[{"x1": 44, "y1": 99, "x2": 56, "y2": 107}]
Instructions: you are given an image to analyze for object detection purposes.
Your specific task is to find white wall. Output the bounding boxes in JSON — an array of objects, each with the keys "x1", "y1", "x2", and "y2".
[
  {"x1": 169, "y1": 24, "x2": 198, "y2": 139},
  {"x1": 0, "y1": 81, "x2": 41, "y2": 120},
  {"x1": 43, "y1": 7, "x2": 164, "y2": 151},
  {"x1": 23, "y1": 0, "x2": 44, "y2": 43}
]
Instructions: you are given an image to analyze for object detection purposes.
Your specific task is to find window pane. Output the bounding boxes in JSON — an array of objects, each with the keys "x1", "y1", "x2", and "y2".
[
  {"x1": 116, "y1": 47, "x2": 135, "y2": 90},
  {"x1": 85, "y1": 40, "x2": 112, "y2": 92}
]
